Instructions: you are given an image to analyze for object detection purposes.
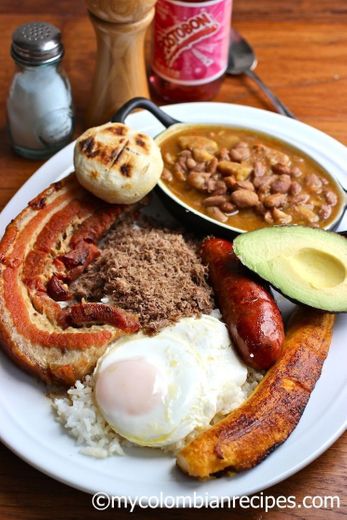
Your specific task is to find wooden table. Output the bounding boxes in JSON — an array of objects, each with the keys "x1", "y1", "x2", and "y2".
[{"x1": 0, "y1": 1, "x2": 346, "y2": 518}]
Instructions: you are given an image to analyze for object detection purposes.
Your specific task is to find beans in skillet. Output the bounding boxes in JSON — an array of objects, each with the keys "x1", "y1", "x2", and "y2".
[{"x1": 160, "y1": 126, "x2": 341, "y2": 231}]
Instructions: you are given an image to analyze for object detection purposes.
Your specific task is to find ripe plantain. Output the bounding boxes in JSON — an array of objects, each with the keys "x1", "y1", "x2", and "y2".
[{"x1": 177, "y1": 307, "x2": 335, "y2": 478}]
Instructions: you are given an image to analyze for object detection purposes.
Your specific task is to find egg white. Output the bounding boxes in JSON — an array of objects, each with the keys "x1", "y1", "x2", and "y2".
[{"x1": 94, "y1": 315, "x2": 247, "y2": 448}]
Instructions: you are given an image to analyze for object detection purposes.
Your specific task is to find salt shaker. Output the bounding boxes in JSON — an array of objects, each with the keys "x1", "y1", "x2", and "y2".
[{"x1": 7, "y1": 22, "x2": 74, "y2": 159}]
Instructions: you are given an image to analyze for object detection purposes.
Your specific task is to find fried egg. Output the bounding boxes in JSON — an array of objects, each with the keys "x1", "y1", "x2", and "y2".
[{"x1": 94, "y1": 315, "x2": 247, "y2": 448}]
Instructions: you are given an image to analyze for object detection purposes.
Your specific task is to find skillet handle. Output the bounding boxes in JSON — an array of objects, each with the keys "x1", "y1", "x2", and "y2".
[{"x1": 111, "y1": 97, "x2": 180, "y2": 128}]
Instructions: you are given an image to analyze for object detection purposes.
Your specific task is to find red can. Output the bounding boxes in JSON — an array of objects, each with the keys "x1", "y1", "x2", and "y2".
[{"x1": 150, "y1": 0, "x2": 232, "y2": 102}]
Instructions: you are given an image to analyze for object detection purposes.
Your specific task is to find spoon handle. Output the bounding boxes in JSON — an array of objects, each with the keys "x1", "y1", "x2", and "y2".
[{"x1": 245, "y1": 69, "x2": 296, "y2": 119}]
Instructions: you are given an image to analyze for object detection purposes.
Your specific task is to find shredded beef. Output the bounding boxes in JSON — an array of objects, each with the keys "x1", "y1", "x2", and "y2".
[{"x1": 72, "y1": 219, "x2": 213, "y2": 333}]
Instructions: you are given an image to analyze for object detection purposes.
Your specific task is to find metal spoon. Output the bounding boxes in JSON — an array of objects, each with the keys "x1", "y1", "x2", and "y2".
[{"x1": 227, "y1": 29, "x2": 295, "y2": 119}]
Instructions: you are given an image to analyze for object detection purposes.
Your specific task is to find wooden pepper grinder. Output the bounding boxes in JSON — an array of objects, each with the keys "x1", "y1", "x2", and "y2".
[{"x1": 85, "y1": 0, "x2": 157, "y2": 127}]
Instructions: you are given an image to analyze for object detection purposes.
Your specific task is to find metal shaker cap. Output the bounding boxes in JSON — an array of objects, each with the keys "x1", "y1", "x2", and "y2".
[{"x1": 11, "y1": 22, "x2": 64, "y2": 66}]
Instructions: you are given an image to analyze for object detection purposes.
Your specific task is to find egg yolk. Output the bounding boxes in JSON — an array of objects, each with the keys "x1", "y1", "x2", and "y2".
[{"x1": 95, "y1": 357, "x2": 166, "y2": 416}]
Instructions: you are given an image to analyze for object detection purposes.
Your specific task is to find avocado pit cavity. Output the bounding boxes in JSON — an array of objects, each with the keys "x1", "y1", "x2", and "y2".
[{"x1": 285, "y1": 248, "x2": 346, "y2": 289}]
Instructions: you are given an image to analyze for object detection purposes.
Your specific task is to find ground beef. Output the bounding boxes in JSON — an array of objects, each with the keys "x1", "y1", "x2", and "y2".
[{"x1": 72, "y1": 218, "x2": 213, "y2": 333}]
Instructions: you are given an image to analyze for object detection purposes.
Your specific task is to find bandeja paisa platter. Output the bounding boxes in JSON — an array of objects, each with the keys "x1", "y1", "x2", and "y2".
[{"x1": 0, "y1": 101, "x2": 346, "y2": 501}]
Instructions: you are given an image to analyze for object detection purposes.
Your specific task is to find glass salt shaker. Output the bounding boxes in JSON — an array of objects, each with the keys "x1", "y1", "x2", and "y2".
[{"x1": 7, "y1": 22, "x2": 74, "y2": 159}]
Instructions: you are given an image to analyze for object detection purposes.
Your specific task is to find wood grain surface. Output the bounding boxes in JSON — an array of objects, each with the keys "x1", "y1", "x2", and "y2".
[{"x1": 0, "y1": 0, "x2": 346, "y2": 518}]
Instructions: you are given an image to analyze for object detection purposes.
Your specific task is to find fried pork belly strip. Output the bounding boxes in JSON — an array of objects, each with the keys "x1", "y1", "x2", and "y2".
[
  {"x1": 0, "y1": 174, "x2": 139, "y2": 385},
  {"x1": 177, "y1": 308, "x2": 335, "y2": 478}
]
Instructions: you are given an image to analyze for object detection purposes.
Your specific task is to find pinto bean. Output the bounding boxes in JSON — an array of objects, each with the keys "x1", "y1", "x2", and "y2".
[
  {"x1": 291, "y1": 193, "x2": 310, "y2": 205},
  {"x1": 291, "y1": 166, "x2": 302, "y2": 178},
  {"x1": 179, "y1": 149, "x2": 192, "y2": 158},
  {"x1": 235, "y1": 180, "x2": 255, "y2": 191},
  {"x1": 254, "y1": 175, "x2": 277, "y2": 193},
  {"x1": 206, "y1": 178, "x2": 217, "y2": 193},
  {"x1": 178, "y1": 156, "x2": 188, "y2": 172},
  {"x1": 253, "y1": 144, "x2": 290, "y2": 166},
  {"x1": 231, "y1": 189, "x2": 259, "y2": 208},
  {"x1": 319, "y1": 204, "x2": 332, "y2": 220},
  {"x1": 213, "y1": 180, "x2": 228, "y2": 195},
  {"x1": 253, "y1": 176, "x2": 268, "y2": 190},
  {"x1": 186, "y1": 157, "x2": 197, "y2": 169},
  {"x1": 193, "y1": 162, "x2": 207, "y2": 172},
  {"x1": 263, "y1": 193, "x2": 287, "y2": 208},
  {"x1": 230, "y1": 142, "x2": 251, "y2": 162},
  {"x1": 161, "y1": 168, "x2": 173, "y2": 182},
  {"x1": 265, "y1": 148, "x2": 291, "y2": 167},
  {"x1": 272, "y1": 208, "x2": 292, "y2": 224},
  {"x1": 220, "y1": 202, "x2": 237, "y2": 214},
  {"x1": 325, "y1": 190, "x2": 338, "y2": 206},
  {"x1": 206, "y1": 206, "x2": 228, "y2": 222},
  {"x1": 289, "y1": 181, "x2": 302, "y2": 196},
  {"x1": 229, "y1": 149, "x2": 244, "y2": 162},
  {"x1": 187, "y1": 171, "x2": 207, "y2": 191},
  {"x1": 238, "y1": 141, "x2": 250, "y2": 149},
  {"x1": 253, "y1": 160, "x2": 267, "y2": 177},
  {"x1": 203, "y1": 195, "x2": 229, "y2": 207},
  {"x1": 272, "y1": 162, "x2": 291, "y2": 175},
  {"x1": 207, "y1": 157, "x2": 218, "y2": 174},
  {"x1": 271, "y1": 174, "x2": 291, "y2": 194},
  {"x1": 305, "y1": 173, "x2": 323, "y2": 193}
]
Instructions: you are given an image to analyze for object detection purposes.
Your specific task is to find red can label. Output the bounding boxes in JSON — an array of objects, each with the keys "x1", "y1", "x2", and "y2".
[{"x1": 152, "y1": 0, "x2": 232, "y2": 85}]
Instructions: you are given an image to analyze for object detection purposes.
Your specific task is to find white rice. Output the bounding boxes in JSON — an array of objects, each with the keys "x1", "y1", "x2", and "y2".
[
  {"x1": 53, "y1": 376, "x2": 125, "y2": 458},
  {"x1": 52, "y1": 367, "x2": 263, "y2": 459}
]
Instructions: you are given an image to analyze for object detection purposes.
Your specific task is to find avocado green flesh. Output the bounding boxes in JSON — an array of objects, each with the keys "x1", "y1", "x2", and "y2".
[{"x1": 233, "y1": 226, "x2": 347, "y2": 312}]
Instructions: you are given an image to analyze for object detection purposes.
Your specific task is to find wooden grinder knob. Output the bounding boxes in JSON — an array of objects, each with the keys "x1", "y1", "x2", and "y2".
[{"x1": 85, "y1": 0, "x2": 158, "y2": 127}]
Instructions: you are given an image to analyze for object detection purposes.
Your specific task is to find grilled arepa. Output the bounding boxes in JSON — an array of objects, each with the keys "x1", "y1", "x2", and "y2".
[
  {"x1": 74, "y1": 122, "x2": 163, "y2": 204},
  {"x1": 177, "y1": 308, "x2": 335, "y2": 478},
  {"x1": 0, "y1": 175, "x2": 140, "y2": 386}
]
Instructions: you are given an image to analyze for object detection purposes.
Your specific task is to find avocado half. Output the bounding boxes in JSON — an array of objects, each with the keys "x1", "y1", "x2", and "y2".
[{"x1": 233, "y1": 226, "x2": 347, "y2": 312}]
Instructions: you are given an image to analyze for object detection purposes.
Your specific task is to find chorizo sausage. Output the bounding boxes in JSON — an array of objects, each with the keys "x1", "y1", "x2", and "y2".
[{"x1": 201, "y1": 237, "x2": 284, "y2": 369}]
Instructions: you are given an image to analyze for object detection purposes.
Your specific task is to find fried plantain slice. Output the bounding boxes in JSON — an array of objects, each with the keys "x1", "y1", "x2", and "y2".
[{"x1": 177, "y1": 308, "x2": 335, "y2": 478}]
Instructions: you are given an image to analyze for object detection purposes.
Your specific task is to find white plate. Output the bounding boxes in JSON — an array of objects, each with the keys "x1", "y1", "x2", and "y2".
[{"x1": 0, "y1": 103, "x2": 346, "y2": 502}]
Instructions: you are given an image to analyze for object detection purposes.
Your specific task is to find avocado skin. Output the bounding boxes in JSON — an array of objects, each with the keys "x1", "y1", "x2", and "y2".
[{"x1": 233, "y1": 225, "x2": 347, "y2": 313}]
